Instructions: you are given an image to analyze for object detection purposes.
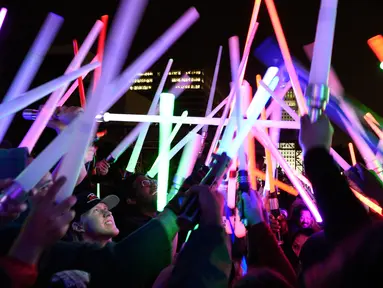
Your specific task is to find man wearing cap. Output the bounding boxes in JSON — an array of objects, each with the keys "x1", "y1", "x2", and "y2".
[{"x1": 68, "y1": 192, "x2": 120, "y2": 246}]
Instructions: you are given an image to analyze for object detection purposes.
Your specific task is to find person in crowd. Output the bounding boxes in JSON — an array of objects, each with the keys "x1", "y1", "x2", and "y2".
[
  {"x1": 67, "y1": 191, "x2": 120, "y2": 246},
  {"x1": 0, "y1": 177, "x2": 76, "y2": 287},
  {"x1": 298, "y1": 114, "x2": 370, "y2": 276},
  {"x1": 113, "y1": 173, "x2": 158, "y2": 241},
  {"x1": 291, "y1": 228, "x2": 315, "y2": 259}
]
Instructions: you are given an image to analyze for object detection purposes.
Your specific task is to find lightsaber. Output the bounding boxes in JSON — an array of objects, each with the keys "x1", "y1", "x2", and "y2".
[
  {"x1": 57, "y1": 56, "x2": 98, "y2": 107},
  {"x1": 100, "y1": 113, "x2": 300, "y2": 128},
  {"x1": 73, "y1": 39, "x2": 87, "y2": 108},
  {"x1": 126, "y1": 59, "x2": 173, "y2": 173},
  {"x1": 367, "y1": 35, "x2": 383, "y2": 70},
  {"x1": 157, "y1": 93, "x2": 175, "y2": 211},
  {"x1": 167, "y1": 133, "x2": 202, "y2": 201},
  {"x1": 253, "y1": 168, "x2": 298, "y2": 196},
  {"x1": 0, "y1": 7, "x2": 200, "y2": 205},
  {"x1": 0, "y1": 8, "x2": 7, "y2": 30},
  {"x1": 93, "y1": 15, "x2": 109, "y2": 90},
  {"x1": 19, "y1": 20, "x2": 103, "y2": 152},
  {"x1": 0, "y1": 62, "x2": 100, "y2": 119},
  {"x1": 264, "y1": 0, "x2": 308, "y2": 115},
  {"x1": 304, "y1": 0, "x2": 338, "y2": 121},
  {"x1": 200, "y1": 46, "x2": 223, "y2": 155},
  {"x1": 55, "y1": 0, "x2": 148, "y2": 203},
  {"x1": 0, "y1": 13, "x2": 63, "y2": 143},
  {"x1": 250, "y1": 127, "x2": 323, "y2": 222},
  {"x1": 147, "y1": 110, "x2": 188, "y2": 178}
]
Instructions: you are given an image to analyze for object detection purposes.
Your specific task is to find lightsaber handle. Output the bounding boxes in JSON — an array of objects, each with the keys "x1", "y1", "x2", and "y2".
[
  {"x1": 237, "y1": 170, "x2": 249, "y2": 226},
  {"x1": 177, "y1": 152, "x2": 231, "y2": 230},
  {"x1": 304, "y1": 83, "x2": 330, "y2": 122},
  {"x1": 22, "y1": 108, "x2": 59, "y2": 121}
]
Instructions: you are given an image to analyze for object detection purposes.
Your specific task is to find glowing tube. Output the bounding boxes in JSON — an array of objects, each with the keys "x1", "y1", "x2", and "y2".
[
  {"x1": 126, "y1": 59, "x2": 173, "y2": 173},
  {"x1": 308, "y1": 0, "x2": 338, "y2": 85},
  {"x1": 73, "y1": 39, "x2": 87, "y2": 108},
  {"x1": 146, "y1": 110, "x2": 188, "y2": 178},
  {"x1": 102, "y1": 113, "x2": 300, "y2": 129},
  {"x1": 166, "y1": 133, "x2": 203, "y2": 201},
  {"x1": 254, "y1": 127, "x2": 322, "y2": 222},
  {"x1": 93, "y1": 15, "x2": 109, "y2": 90},
  {"x1": 0, "y1": 8, "x2": 7, "y2": 30},
  {"x1": 367, "y1": 35, "x2": 383, "y2": 69},
  {"x1": 229, "y1": 74, "x2": 279, "y2": 158},
  {"x1": 57, "y1": 56, "x2": 98, "y2": 107},
  {"x1": 227, "y1": 158, "x2": 237, "y2": 209},
  {"x1": 264, "y1": 0, "x2": 308, "y2": 115},
  {"x1": 201, "y1": 46, "x2": 223, "y2": 154},
  {"x1": 253, "y1": 168, "x2": 298, "y2": 196},
  {"x1": 96, "y1": 183, "x2": 101, "y2": 198},
  {"x1": 157, "y1": 93, "x2": 175, "y2": 211},
  {"x1": 54, "y1": 0, "x2": 148, "y2": 203},
  {"x1": 262, "y1": 109, "x2": 275, "y2": 193},
  {"x1": 0, "y1": 62, "x2": 100, "y2": 120},
  {"x1": 8, "y1": 8, "x2": 199, "y2": 195},
  {"x1": 364, "y1": 115, "x2": 383, "y2": 140},
  {"x1": 348, "y1": 142, "x2": 357, "y2": 166},
  {"x1": 351, "y1": 188, "x2": 382, "y2": 215},
  {"x1": 0, "y1": 13, "x2": 63, "y2": 143},
  {"x1": 19, "y1": 20, "x2": 103, "y2": 152}
]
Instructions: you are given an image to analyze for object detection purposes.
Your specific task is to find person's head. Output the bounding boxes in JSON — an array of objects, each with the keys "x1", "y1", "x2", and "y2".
[
  {"x1": 234, "y1": 268, "x2": 293, "y2": 288},
  {"x1": 299, "y1": 209, "x2": 314, "y2": 229},
  {"x1": 71, "y1": 192, "x2": 119, "y2": 246},
  {"x1": 117, "y1": 173, "x2": 157, "y2": 213},
  {"x1": 291, "y1": 228, "x2": 315, "y2": 257}
]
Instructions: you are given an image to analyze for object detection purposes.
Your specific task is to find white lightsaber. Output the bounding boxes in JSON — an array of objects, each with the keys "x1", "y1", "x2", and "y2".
[
  {"x1": 0, "y1": 62, "x2": 100, "y2": 119},
  {"x1": 126, "y1": 59, "x2": 173, "y2": 173},
  {"x1": 0, "y1": 13, "x2": 63, "y2": 142},
  {"x1": 55, "y1": 0, "x2": 148, "y2": 203}
]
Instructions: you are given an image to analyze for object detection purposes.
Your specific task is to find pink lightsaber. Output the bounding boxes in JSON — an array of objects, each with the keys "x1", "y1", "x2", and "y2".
[
  {"x1": 253, "y1": 127, "x2": 322, "y2": 222},
  {"x1": 5, "y1": 7, "x2": 200, "y2": 197},
  {"x1": 19, "y1": 20, "x2": 103, "y2": 152},
  {"x1": 55, "y1": 0, "x2": 149, "y2": 203},
  {"x1": 0, "y1": 13, "x2": 63, "y2": 143},
  {"x1": 0, "y1": 62, "x2": 100, "y2": 119},
  {"x1": 264, "y1": 0, "x2": 308, "y2": 115},
  {"x1": 0, "y1": 8, "x2": 7, "y2": 30},
  {"x1": 266, "y1": 81, "x2": 292, "y2": 119}
]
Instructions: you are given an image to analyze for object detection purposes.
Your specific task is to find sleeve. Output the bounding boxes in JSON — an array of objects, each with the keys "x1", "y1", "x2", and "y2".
[
  {"x1": 168, "y1": 225, "x2": 231, "y2": 288},
  {"x1": 304, "y1": 148, "x2": 370, "y2": 243},
  {"x1": 0, "y1": 256, "x2": 38, "y2": 288},
  {"x1": 247, "y1": 222, "x2": 297, "y2": 286}
]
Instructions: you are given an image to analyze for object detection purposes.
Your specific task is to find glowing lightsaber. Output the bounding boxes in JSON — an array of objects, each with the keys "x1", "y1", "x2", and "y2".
[
  {"x1": 348, "y1": 142, "x2": 357, "y2": 166},
  {"x1": 367, "y1": 35, "x2": 383, "y2": 70},
  {"x1": 201, "y1": 46, "x2": 222, "y2": 155},
  {"x1": 264, "y1": 0, "x2": 308, "y2": 115},
  {"x1": 167, "y1": 133, "x2": 202, "y2": 201},
  {"x1": 0, "y1": 62, "x2": 100, "y2": 119},
  {"x1": 126, "y1": 59, "x2": 173, "y2": 173},
  {"x1": 157, "y1": 93, "x2": 175, "y2": 211},
  {"x1": 0, "y1": 13, "x2": 63, "y2": 143},
  {"x1": 19, "y1": 20, "x2": 103, "y2": 152},
  {"x1": 0, "y1": 8, "x2": 7, "y2": 30},
  {"x1": 1, "y1": 7, "x2": 199, "y2": 201},
  {"x1": 147, "y1": 110, "x2": 188, "y2": 177},
  {"x1": 93, "y1": 15, "x2": 109, "y2": 90},
  {"x1": 55, "y1": 0, "x2": 148, "y2": 203},
  {"x1": 100, "y1": 113, "x2": 299, "y2": 128},
  {"x1": 73, "y1": 39, "x2": 87, "y2": 108}
]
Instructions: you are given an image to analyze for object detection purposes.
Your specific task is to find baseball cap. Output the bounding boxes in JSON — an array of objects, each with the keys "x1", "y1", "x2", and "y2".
[{"x1": 73, "y1": 192, "x2": 120, "y2": 221}]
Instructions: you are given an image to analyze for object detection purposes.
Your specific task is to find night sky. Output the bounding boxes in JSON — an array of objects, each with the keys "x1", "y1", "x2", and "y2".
[{"x1": 1, "y1": 0, "x2": 383, "y2": 148}]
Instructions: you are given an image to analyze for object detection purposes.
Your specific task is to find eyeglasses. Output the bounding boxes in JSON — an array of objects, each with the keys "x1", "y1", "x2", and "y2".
[{"x1": 141, "y1": 179, "x2": 157, "y2": 187}]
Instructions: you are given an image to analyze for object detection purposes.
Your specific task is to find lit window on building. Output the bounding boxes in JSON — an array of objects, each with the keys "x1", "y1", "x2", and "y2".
[
  {"x1": 169, "y1": 71, "x2": 181, "y2": 76},
  {"x1": 130, "y1": 85, "x2": 152, "y2": 91},
  {"x1": 134, "y1": 78, "x2": 153, "y2": 84},
  {"x1": 138, "y1": 72, "x2": 153, "y2": 76}
]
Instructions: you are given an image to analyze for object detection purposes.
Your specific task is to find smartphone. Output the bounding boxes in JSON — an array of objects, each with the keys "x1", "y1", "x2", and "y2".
[{"x1": 0, "y1": 147, "x2": 28, "y2": 180}]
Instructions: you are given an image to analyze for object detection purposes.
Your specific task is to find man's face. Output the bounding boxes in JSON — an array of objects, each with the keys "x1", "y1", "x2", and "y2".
[
  {"x1": 81, "y1": 203, "x2": 119, "y2": 239},
  {"x1": 134, "y1": 175, "x2": 157, "y2": 210},
  {"x1": 292, "y1": 233, "x2": 309, "y2": 257},
  {"x1": 299, "y1": 209, "x2": 314, "y2": 228}
]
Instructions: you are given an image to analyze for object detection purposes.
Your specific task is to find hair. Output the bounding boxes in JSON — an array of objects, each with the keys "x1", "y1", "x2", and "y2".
[{"x1": 234, "y1": 268, "x2": 293, "y2": 288}]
